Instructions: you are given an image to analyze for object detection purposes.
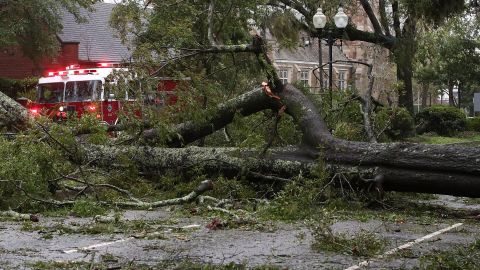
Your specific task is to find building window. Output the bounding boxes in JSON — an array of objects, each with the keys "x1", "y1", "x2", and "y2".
[
  {"x1": 338, "y1": 71, "x2": 346, "y2": 90},
  {"x1": 279, "y1": 69, "x2": 288, "y2": 84},
  {"x1": 299, "y1": 70, "x2": 309, "y2": 87}
]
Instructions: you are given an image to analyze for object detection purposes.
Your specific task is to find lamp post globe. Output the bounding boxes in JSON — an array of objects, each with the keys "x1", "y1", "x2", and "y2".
[
  {"x1": 313, "y1": 8, "x2": 326, "y2": 93},
  {"x1": 313, "y1": 8, "x2": 327, "y2": 29},
  {"x1": 334, "y1": 7, "x2": 349, "y2": 29}
]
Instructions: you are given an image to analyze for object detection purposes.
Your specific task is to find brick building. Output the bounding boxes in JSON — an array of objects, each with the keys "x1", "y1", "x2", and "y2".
[
  {"x1": 269, "y1": 3, "x2": 395, "y2": 101},
  {"x1": 0, "y1": 3, "x2": 130, "y2": 79},
  {"x1": 267, "y1": 30, "x2": 354, "y2": 94}
]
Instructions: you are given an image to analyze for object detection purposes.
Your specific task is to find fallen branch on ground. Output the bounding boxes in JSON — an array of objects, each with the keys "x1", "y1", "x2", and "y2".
[
  {"x1": 0, "y1": 209, "x2": 39, "y2": 222},
  {"x1": 113, "y1": 180, "x2": 214, "y2": 209}
]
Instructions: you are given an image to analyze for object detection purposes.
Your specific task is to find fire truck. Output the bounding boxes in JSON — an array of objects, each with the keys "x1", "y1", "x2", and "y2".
[{"x1": 25, "y1": 63, "x2": 183, "y2": 125}]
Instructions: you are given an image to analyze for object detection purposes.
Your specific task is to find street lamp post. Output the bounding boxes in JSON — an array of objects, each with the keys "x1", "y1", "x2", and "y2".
[{"x1": 312, "y1": 6, "x2": 348, "y2": 108}]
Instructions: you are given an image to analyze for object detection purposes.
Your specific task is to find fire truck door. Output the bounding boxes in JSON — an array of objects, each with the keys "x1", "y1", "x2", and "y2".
[{"x1": 101, "y1": 98, "x2": 120, "y2": 125}]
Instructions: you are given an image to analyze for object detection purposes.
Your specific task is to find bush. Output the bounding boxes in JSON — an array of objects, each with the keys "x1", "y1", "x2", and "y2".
[
  {"x1": 466, "y1": 117, "x2": 480, "y2": 132},
  {"x1": 332, "y1": 122, "x2": 366, "y2": 141},
  {"x1": 374, "y1": 107, "x2": 415, "y2": 140},
  {"x1": 0, "y1": 77, "x2": 37, "y2": 98},
  {"x1": 416, "y1": 105, "x2": 466, "y2": 136}
]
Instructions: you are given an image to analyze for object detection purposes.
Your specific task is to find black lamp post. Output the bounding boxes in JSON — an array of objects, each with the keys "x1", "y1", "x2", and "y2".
[{"x1": 313, "y1": 6, "x2": 348, "y2": 108}]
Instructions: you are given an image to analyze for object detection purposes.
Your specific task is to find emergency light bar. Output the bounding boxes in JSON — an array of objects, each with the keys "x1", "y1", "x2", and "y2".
[
  {"x1": 46, "y1": 69, "x2": 99, "y2": 77},
  {"x1": 66, "y1": 64, "x2": 81, "y2": 70},
  {"x1": 44, "y1": 62, "x2": 121, "y2": 77}
]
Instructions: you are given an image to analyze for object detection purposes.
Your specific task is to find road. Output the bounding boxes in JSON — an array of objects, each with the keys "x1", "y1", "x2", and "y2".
[{"x1": 0, "y1": 196, "x2": 478, "y2": 269}]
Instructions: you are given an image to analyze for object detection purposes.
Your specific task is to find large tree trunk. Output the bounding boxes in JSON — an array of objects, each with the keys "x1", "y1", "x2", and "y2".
[
  {"x1": 82, "y1": 84, "x2": 480, "y2": 198},
  {"x1": 143, "y1": 88, "x2": 278, "y2": 146},
  {"x1": 458, "y1": 81, "x2": 464, "y2": 109},
  {"x1": 393, "y1": 17, "x2": 416, "y2": 115},
  {"x1": 421, "y1": 83, "x2": 429, "y2": 109},
  {"x1": 2, "y1": 78, "x2": 480, "y2": 197},
  {"x1": 0, "y1": 90, "x2": 29, "y2": 130},
  {"x1": 396, "y1": 60, "x2": 414, "y2": 114},
  {"x1": 448, "y1": 80, "x2": 455, "y2": 107}
]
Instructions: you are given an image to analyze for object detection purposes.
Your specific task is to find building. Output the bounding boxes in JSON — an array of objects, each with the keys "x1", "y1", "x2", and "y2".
[
  {"x1": 342, "y1": 1, "x2": 396, "y2": 103},
  {"x1": 0, "y1": 3, "x2": 130, "y2": 79},
  {"x1": 268, "y1": 30, "x2": 355, "y2": 94}
]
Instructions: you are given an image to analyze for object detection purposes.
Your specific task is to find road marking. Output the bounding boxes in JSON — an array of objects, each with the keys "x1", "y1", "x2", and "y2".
[
  {"x1": 62, "y1": 224, "x2": 201, "y2": 254},
  {"x1": 63, "y1": 237, "x2": 134, "y2": 254},
  {"x1": 344, "y1": 222, "x2": 463, "y2": 270}
]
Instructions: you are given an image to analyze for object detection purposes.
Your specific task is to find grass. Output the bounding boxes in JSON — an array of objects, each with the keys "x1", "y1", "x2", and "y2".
[
  {"x1": 418, "y1": 239, "x2": 480, "y2": 269},
  {"x1": 407, "y1": 132, "x2": 480, "y2": 145},
  {"x1": 20, "y1": 218, "x2": 179, "y2": 237},
  {"x1": 29, "y1": 260, "x2": 283, "y2": 270},
  {"x1": 312, "y1": 223, "x2": 387, "y2": 257}
]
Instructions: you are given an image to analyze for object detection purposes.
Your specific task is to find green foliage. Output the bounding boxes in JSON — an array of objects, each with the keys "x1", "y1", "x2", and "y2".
[
  {"x1": 416, "y1": 105, "x2": 466, "y2": 136},
  {"x1": 0, "y1": 114, "x2": 110, "y2": 210},
  {"x1": 320, "y1": 89, "x2": 368, "y2": 142},
  {"x1": 419, "y1": 239, "x2": 480, "y2": 269},
  {"x1": 415, "y1": 17, "x2": 480, "y2": 110},
  {"x1": 31, "y1": 260, "x2": 283, "y2": 270},
  {"x1": 210, "y1": 177, "x2": 256, "y2": 200},
  {"x1": 257, "y1": 158, "x2": 330, "y2": 221},
  {"x1": 312, "y1": 223, "x2": 387, "y2": 257},
  {"x1": 0, "y1": 134, "x2": 70, "y2": 209},
  {"x1": 374, "y1": 107, "x2": 415, "y2": 140},
  {"x1": 0, "y1": 77, "x2": 38, "y2": 98},
  {"x1": 402, "y1": 0, "x2": 466, "y2": 25},
  {"x1": 466, "y1": 118, "x2": 480, "y2": 132},
  {"x1": 407, "y1": 134, "x2": 480, "y2": 145},
  {"x1": 332, "y1": 122, "x2": 366, "y2": 141},
  {"x1": 0, "y1": 0, "x2": 98, "y2": 62},
  {"x1": 70, "y1": 200, "x2": 107, "y2": 217},
  {"x1": 269, "y1": 11, "x2": 301, "y2": 48}
]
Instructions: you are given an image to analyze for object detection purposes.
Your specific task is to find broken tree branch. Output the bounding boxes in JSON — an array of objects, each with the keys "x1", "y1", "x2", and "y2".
[
  {"x1": 113, "y1": 180, "x2": 214, "y2": 208},
  {"x1": 0, "y1": 209, "x2": 38, "y2": 222}
]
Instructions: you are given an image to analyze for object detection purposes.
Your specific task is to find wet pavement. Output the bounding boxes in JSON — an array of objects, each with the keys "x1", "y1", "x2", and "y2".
[{"x1": 0, "y1": 196, "x2": 478, "y2": 269}]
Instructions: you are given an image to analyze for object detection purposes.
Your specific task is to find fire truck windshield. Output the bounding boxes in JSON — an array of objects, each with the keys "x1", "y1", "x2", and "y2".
[
  {"x1": 37, "y1": 83, "x2": 64, "y2": 103},
  {"x1": 65, "y1": 80, "x2": 101, "y2": 102}
]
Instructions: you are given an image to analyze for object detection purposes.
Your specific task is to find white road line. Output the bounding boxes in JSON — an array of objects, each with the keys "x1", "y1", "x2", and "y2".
[
  {"x1": 63, "y1": 237, "x2": 134, "y2": 254},
  {"x1": 62, "y1": 224, "x2": 201, "y2": 254},
  {"x1": 344, "y1": 222, "x2": 464, "y2": 270}
]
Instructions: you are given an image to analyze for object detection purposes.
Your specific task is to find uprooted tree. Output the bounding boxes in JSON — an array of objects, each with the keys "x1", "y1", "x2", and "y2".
[
  {"x1": 1, "y1": 35, "x2": 480, "y2": 200},
  {"x1": 1, "y1": 0, "x2": 480, "y2": 210}
]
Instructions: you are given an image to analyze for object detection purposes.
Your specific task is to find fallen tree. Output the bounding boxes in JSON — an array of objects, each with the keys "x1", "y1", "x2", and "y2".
[
  {"x1": 2, "y1": 38, "x2": 480, "y2": 199},
  {"x1": 0, "y1": 90, "x2": 29, "y2": 131},
  {"x1": 80, "y1": 83, "x2": 480, "y2": 198}
]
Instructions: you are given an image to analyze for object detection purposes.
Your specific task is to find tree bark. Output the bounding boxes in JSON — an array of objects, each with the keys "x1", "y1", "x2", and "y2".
[
  {"x1": 421, "y1": 83, "x2": 429, "y2": 109},
  {"x1": 458, "y1": 81, "x2": 464, "y2": 109},
  {"x1": 82, "y1": 84, "x2": 480, "y2": 198},
  {"x1": 143, "y1": 87, "x2": 279, "y2": 146},
  {"x1": 0, "y1": 90, "x2": 29, "y2": 130},
  {"x1": 394, "y1": 17, "x2": 416, "y2": 115},
  {"x1": 448, "y1": 80, "x2": 455, "y2": 107}
]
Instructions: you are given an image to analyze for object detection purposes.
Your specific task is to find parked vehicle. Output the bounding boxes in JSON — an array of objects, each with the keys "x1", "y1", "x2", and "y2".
[{"x1": 23, "y1": 64, "x2": 185, "y2": 125}]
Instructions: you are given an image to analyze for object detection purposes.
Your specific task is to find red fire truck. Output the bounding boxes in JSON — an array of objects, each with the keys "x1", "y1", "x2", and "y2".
[{"x1": 25, "y1": 63, "x2": 184, "y2": 125}]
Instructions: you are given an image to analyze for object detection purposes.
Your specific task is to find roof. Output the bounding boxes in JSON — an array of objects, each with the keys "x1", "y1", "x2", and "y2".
[{"x1": 58, "y1": 3, "x2": 131, "y2": 63}]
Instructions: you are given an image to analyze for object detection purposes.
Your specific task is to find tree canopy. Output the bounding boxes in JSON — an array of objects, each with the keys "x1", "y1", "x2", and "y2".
[
  {"x1": 0, "y1": 0, "x2": 98, "y2": 63},
  {"x1": 110, "y1": 0, "x2": 471, "y2": 114},
  {"x1": 415, "y1": 15, "x2": 480, "y2": 109}
]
